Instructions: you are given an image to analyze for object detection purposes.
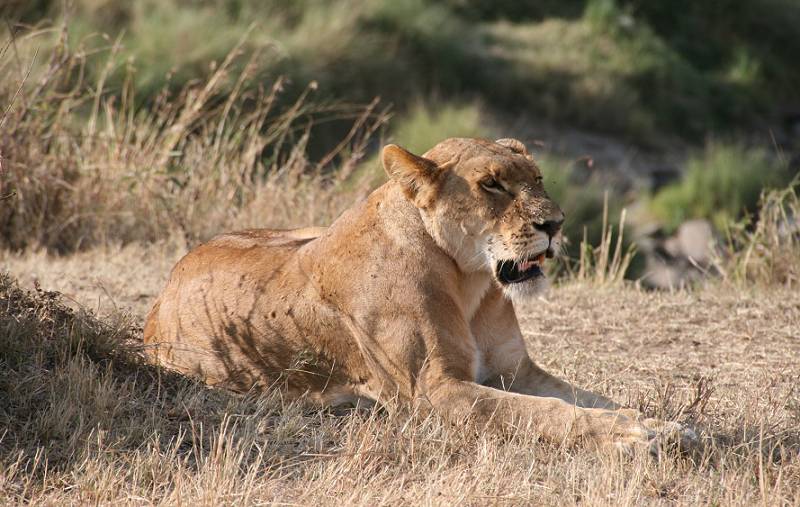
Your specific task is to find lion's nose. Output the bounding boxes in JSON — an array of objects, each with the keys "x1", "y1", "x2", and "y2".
[{"x1": 534, "y1": 218, "x2": 564, "y2": 237}]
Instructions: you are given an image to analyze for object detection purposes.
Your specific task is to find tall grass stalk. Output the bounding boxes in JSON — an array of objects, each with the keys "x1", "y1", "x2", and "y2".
[
  {"x1": 714, "y1": 179, "x2": 800, "y2": 287},
  {"x1": 575, "y1": 192, "x2": 635, "y2": 285},
  {"x1": 0, "y1": 26, "x2": 387, "y2": 253}
]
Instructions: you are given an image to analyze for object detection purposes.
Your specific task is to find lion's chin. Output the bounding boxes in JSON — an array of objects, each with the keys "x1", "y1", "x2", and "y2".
[{"x1": 499, "y1": 275, "x2": 549, "y2": 302}]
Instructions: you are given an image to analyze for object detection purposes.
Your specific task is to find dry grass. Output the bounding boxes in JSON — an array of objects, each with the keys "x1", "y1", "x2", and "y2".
[
  {"x1": 0, "y1": 26, "x2": 385, "y2": 253},
  {"x1": 714, "y1": 179, "x2": 800, "y2": 289},
  {"x1": 0, "y1": 240, "x2": 185, "y2": 318},
  {"x1": 1, "y1": 245, "x2": 799, "y2": 505},
  {"x1": 571, "y1": 193, "x2": 636, "y2": 287}
]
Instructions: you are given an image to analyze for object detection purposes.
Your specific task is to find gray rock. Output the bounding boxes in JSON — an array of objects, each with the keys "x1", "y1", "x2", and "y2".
[
  {"x1": 676, "y1": 219, "x2": 714, "y2": 266},
  {"x1": 637, "y1": 219, "x2": 717, "y2": 289}
]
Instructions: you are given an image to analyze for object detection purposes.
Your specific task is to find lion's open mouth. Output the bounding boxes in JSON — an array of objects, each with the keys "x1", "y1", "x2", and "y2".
[{"x1": 495, "y1": 252, "x2": 547, "y2": 284}]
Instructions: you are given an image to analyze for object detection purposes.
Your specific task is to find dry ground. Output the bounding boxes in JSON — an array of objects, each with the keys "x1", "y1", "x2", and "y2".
[{"x1": 1, "y1": 244, "x2": 799, "y2": 505}]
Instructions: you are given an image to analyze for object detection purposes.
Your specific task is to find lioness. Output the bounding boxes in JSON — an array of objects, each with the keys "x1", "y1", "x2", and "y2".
[{"x1": 144, "y1": 137, "x2": 696, "y2": 454}]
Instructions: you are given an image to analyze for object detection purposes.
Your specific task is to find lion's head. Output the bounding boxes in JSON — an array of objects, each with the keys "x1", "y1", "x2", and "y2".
[{"x1": 382, "y1": 137, "x2": 564, "y2": 300}]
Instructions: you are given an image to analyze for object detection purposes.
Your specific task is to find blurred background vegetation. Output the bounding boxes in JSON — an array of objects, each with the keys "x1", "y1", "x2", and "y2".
[
  {"x1": 1, "y1": 0, "x2": 798, "y2": 282},
  {"x1": 7, "y1": 0, "x2": 800, "y2": 139}
]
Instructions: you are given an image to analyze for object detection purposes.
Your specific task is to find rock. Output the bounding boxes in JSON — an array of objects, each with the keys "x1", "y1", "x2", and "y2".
[
  {"x1": 637, "y1": 219, "x2": 717, "y2": 290},
  {"x1": 676, "y1": 219, "x2": 714, "y2": 266},
  {"x1": 641, "y1": 260, "x2": 685, "y2": 289},
  {"x1": 662, "y1": 235, "x2": 683, "y2": 259},
  {"x1": 641, "y1": 254, "x2": 705, "y2": 290}
]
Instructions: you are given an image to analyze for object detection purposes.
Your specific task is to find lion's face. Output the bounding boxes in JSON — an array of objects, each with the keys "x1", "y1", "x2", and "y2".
[{"x1": 382, "y1": 137, "x2": 564, "y2": 300}]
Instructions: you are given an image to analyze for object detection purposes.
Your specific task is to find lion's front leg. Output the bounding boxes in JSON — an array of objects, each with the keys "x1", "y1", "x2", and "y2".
[
  {"x1": 483, "y1": 356, "x2": 622, "y2": 409},
  {"x1": 480, "y1": 357, "x2": 697, "y2": 454},
  {"x1": 471, "y1": 291, "x2": 697, "y2": 453},
  {"x1": 473, "y1": 290, "x2": 621, "y2": 409},
  {"x1": 421, "y1": 375, "x2": 694, "y2": 455}
]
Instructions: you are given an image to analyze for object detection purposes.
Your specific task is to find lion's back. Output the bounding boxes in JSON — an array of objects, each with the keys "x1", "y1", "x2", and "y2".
[
  {"x1": 205, "y1": 227, "x2": 326, "y2": 249},
  {"x1": 142, "y1": 227, "x2": 327, "y2": 387}
]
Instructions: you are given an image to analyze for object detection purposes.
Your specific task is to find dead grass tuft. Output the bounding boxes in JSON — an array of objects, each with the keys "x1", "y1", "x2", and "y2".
[
  {"x1": 561, "y1": 193, "x2": 636, "y2": 287},
  {"x1": 715, "y1": 178, "x2": 800, "y2": 288},
  {"x1": 0, "y1": 26, "x2": 386, "y2": 253}
]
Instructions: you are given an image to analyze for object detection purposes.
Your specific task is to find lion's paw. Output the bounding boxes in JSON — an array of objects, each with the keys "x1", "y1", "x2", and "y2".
[
  {"x1": 642, "y1": 419, "x2": 699, "y2": 457},
  {"x1": 608, "y1": 418, "x2": 699, "y2": 458}
]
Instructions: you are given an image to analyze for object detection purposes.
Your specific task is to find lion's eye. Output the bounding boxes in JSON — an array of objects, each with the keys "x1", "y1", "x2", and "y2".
[{"x1": 480, "y1": 178, "x2": 508, "y2": 195}]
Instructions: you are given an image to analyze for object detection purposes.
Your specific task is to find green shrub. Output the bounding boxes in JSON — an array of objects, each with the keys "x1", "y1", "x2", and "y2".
[
  {"x1": 481, "y1": 13, "x2": 723, "y2": 143},
  {"x1": 648, "y1": 143, "x2": 792, "y2": 232},
  {"x1": 348, "y1": 102, "x2": 489, "y2": 187},
  {"x1": 393, "y1": 102, "x2": 487, "y2": 155},
  {"x1": 9, "y1": 0, "x2": 799, "y2": 144},
  {"x1": 623, "y1": 0, "x2": 800, "y2": 102}
]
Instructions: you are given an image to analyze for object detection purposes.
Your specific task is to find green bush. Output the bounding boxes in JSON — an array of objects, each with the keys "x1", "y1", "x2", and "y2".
[
  {"x1": 392, "y1": 102, "x2": 487, "y2": 155},
  {"x1": 7, "y1": 0, "x2": 799, "y2": 144},
  {"x1": 623, "y1": 0, "x2": 800, "y2": 102},
  {"x1": 648, "y1": 143, "x2": 792, "y2": 232},
  {"x1": 348, "y1": 102, "x2": 489, "y2": 187}
]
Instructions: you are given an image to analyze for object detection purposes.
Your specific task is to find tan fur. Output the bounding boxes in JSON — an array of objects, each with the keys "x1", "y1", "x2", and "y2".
[{"x1": 144, "y1": 138, "x2": 696, "y2": 454}]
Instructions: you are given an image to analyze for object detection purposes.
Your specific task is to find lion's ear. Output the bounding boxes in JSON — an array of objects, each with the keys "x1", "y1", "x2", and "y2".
[
  {"x1": 495, "y1": 138, "x2": 530, "y2": 157},
  {"x1": 382, "y1": 144, "x2": 442, "y2": 207}
]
